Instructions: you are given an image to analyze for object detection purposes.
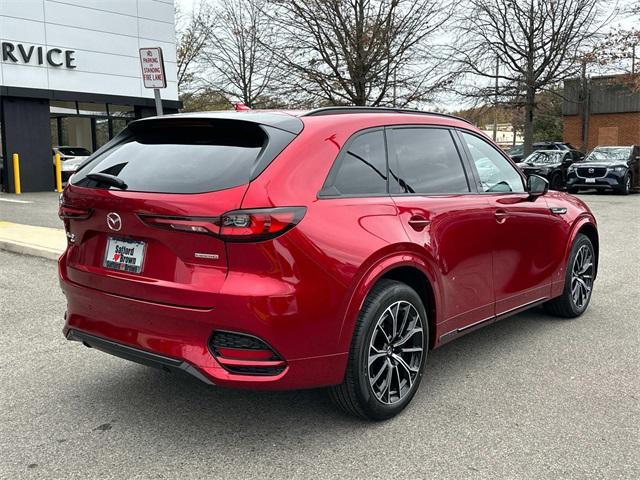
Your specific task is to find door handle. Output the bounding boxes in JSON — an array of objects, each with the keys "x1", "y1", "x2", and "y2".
[
  {"x1": 408, "y1": 215, "x2": 430, "y2": 231},
  {"x1": 494, "y1": 209, "x2": 508, "y2": 224}
]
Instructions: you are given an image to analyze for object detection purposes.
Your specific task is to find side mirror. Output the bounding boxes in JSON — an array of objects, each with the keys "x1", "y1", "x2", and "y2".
[{"x1": 527, "y1": 174, "x2": 548, "y2": 200}]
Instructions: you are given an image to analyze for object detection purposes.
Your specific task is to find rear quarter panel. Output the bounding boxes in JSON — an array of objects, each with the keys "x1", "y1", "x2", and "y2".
[{"x1": 239, "y1": 115, "x2": 478, "y2": 357}]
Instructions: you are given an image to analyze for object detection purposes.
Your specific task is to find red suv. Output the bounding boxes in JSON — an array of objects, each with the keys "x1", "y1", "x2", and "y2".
[{"x1": 59, "y1": 107, "x2": 598, "y2": 419}]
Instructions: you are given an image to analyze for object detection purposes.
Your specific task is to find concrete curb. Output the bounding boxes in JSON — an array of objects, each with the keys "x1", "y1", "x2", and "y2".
[
  {"x1": 0, "y1": 221, "x2": 66, "y2": 261},
  {"x1": 0, "y1": 239, "x2": 62, "y2": 261}
]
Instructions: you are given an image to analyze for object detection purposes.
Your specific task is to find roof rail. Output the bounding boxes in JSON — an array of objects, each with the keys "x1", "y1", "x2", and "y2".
[{"x1": 302, "y1": 106, "x2": 470, "y2": 124}]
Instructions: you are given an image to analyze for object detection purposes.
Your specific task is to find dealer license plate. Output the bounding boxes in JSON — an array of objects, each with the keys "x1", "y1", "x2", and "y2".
[{"x1": 104, "y1": 237, "x2": 146, "y2": 274}]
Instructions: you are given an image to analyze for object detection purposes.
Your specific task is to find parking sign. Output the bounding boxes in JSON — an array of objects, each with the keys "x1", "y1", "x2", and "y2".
[{"x1": 139, "y1": 47, "x2": 167, "y2": 89}]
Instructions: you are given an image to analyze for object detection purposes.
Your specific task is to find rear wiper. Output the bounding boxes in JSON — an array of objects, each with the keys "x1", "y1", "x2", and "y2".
[{"x1": 86, "y1": 173, "x2": 128, "y2": 190}]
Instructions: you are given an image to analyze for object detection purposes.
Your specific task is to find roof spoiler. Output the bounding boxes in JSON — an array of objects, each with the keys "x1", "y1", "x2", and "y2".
[{"x1": 132, "y1": 111, "x2": 304, "y2": 135}]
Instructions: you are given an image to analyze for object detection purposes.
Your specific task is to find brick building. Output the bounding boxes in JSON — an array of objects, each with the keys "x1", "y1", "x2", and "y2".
[{"x1": 563, "y1": 75, "x2": 640, "y2": 152}]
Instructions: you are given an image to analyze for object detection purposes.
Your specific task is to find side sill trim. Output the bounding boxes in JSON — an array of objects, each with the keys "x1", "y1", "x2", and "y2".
[
  {"x1": 438, "y1": 297, "x2": 548, "y2": 344},
  {"x1": 66, "y1": 329, "x2": 214, "y2": 385}
]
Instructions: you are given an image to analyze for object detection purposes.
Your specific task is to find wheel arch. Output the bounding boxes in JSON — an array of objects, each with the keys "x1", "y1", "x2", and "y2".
[
  {"x1": 337, "y1": 252, "x2": 442, "y2": 353},
  {"x1": 560, "y1": 216, "x2": 598, "y2": 284},
  {"x1": 576, "y1": 221, "x2": 599, "y2": 279},
  {"x1": 378, "y1": 266, "x2": 437, "y2": 350}
]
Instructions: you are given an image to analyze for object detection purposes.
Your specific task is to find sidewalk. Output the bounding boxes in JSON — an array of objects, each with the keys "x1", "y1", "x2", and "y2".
[
  {"x1": 0, "y1": 221, "x2": 65, "y2": 260},
  {"x1": 0, "y1": 191, "x2": 65, "y2": 260}
]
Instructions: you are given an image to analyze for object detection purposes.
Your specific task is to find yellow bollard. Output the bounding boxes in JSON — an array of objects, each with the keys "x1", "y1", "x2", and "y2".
[
  {"x1": 54, "y1": 153, "x2": 63, "y2": 193},
  {"x1": 12, "y1": 153, "x2": 21, "y2": 195}
]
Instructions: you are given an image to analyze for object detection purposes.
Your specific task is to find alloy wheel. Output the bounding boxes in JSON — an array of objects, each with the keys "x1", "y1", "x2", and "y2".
[
  {"x1": 571, "y1": 244, "x2": 594, "y2": 309},
  {"x1": 367, "y1": 300, "x2": 424, "y2": 405}
]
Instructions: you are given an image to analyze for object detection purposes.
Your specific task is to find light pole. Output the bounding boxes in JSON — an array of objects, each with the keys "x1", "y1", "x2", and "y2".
[{"x1": 493, "y1": 57, "x2": 499, "y2": 142}]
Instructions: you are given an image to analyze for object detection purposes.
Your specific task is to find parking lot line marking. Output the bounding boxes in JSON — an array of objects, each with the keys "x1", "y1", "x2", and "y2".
[{"x1": 0, "y1": 198, "x2": 34, "y2": 204}]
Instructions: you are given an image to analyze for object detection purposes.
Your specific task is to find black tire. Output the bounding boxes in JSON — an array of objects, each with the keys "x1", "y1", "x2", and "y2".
[
  {"x1": 550, "y1": 174, "x2": 563, "y2": 191},
  {"x1": 544, "y1": 234, "x2": 595, "y2": 318},
  {"x1": 329, "y1": 279, "x2": 428, "y2": 420},
  {"x1": 567, "y1": 186, "x2": 579, "y2": 194},
  {"x1": 618, "y1": 174, "x2": 632, "y2": 195}
]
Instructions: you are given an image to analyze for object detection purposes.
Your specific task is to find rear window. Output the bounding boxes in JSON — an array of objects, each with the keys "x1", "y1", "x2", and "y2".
[{"x1": 72, "y1": 119, "x2": 282, "y2": 193}]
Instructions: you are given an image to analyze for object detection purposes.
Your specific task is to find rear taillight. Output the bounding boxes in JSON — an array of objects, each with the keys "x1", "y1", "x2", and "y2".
[
  {"x1": 139, "y1": 207, "x2": 305, "y2": 242},
  {"x1": 218, "y1": 207, "x2": 306, "y2": 242},
  {"x1": 58, "y1": 205, "x2": 92, "y2": 220}
]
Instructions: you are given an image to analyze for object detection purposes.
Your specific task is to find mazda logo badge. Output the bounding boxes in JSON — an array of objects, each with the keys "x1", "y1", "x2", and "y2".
[
  {"x1": 588, "y1": 168, "x2": 594, "y2": 173},
  {"x1": 106, "y1": 212, "x2": 122, "y2": 231}
]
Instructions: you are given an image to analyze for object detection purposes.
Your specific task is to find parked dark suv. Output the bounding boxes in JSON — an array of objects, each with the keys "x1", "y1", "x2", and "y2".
[
  {"x1": 517, "y1": 149, "x2": 578, "y2": 190},
  {"x1": 566, "y1": 145, "x2": 640, "y2": 195},
  {"x1": 59, "y1": 107, "x2": 598, "y2": 419},
  {"x1": 508, "y1": 142, "x2": 583, "y2": 163}
]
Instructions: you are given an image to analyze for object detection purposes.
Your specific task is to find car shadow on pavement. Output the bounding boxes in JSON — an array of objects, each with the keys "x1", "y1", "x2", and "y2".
[{"x1": 71, "y1": 309, "x2": 569, "y2": 445}]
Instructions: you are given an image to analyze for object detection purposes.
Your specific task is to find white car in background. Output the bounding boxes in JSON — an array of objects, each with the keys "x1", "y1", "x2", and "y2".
[{"x1": 52, "y1": 146, "x2": 92, "y2": 183}]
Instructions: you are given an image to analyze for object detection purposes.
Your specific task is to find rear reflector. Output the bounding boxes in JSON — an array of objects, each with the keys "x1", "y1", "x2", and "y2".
[
  {"x1": 215, "y1": 348, "x2": 275, "y2": 361},
  {"x1": 209, "y1": 331, "x2": 286, "y2": 376},
  {"x1": 139, "y1": 207, "x2": 305, "y2": 242}
]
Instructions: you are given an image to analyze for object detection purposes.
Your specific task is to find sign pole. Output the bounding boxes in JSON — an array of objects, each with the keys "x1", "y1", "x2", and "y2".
[{"x1": 154, "y1": 88, "x2": 164, "y2": 116}]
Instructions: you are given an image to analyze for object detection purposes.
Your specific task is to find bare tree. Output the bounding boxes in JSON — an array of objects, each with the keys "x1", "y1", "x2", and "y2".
[
  {"x1": 592, "y1": 3, "x2": 640, "y2": 90},
  {"x1": 175, "y1": 1, "x2": 212, "y2": 93},
  {"x1": 455, "y1": 0, "x2": 611, "y2": 154},
  {"x1": 265, "y1": 0, "x2": 457, "y2": 107},
  {"x1": 199, "y1": 0, "x2": 279, "y2": 108}
]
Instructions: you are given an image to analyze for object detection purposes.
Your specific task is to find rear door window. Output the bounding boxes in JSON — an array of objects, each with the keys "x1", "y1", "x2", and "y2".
[
  {"x1": 72, "y1": 119, "x2": 279, "y2": 194},
  {"x1": 388, "y1": 128, "x2": 470, "y2": 194}
]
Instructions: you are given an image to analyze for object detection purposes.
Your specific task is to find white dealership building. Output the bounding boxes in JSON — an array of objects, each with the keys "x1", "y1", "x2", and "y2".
[{"x1": 0, "y1": 0, "x2": 179, "y2": 192}]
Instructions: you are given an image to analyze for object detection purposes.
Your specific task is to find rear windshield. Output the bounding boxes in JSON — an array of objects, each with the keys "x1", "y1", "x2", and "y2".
[
  {"x1": 59, "y1": 147, "x2": 92, "y2": 156},
  {"x1": 71, "y1": 119, "x2": 274, "y2": 193}
]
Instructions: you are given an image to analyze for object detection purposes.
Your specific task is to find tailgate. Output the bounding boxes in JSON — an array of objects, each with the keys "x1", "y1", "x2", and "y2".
[
  {"x1": 58, "y1": 115, "x2": 299, "y2": 308},
  {"x1": 61, "y1": 184, "x2": 247, "y2": 308}
]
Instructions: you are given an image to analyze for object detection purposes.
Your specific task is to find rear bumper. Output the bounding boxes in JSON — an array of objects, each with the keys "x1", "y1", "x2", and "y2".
[
  {"x1": 59, "y1": 253, "x2": 348, "y2": 390},
  {"x1": 66, "y1": 329, "x2": 215, "y2": 384}
]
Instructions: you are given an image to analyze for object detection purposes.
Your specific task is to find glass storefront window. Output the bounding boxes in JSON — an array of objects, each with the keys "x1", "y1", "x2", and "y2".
[
  {"x1": 111, "y1": 118, "x2": 129, "y2": 137},
  {"x1": 59, "y1": 117, "x2": 93, "y2": 151},
  {"x1": 78, "y1": 102, "x2": 108, "y2": 117},
  {"x1": 50, "y1": 119, "x2": 59, "y2": 147},
  {"x1": 108, "y1": 104, "x2": 135, "y2": 118},
  {"x1": 50, "y1": 101, "x2": 77, "y2": 115},
  {"x1": 95, "y1": 118, "x2": 110, "y2": 149},
  {"x1": 49, "y1": 101, "x2": 136, "y2": 157}
]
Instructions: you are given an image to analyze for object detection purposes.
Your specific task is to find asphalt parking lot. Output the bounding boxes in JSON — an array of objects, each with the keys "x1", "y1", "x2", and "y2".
[
  {"x1": 0, "y1": 192, "x2": 61, "y2": 229},
  {"x1": 1, "y1": 192, "x2": 638, "y2": 479}
]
